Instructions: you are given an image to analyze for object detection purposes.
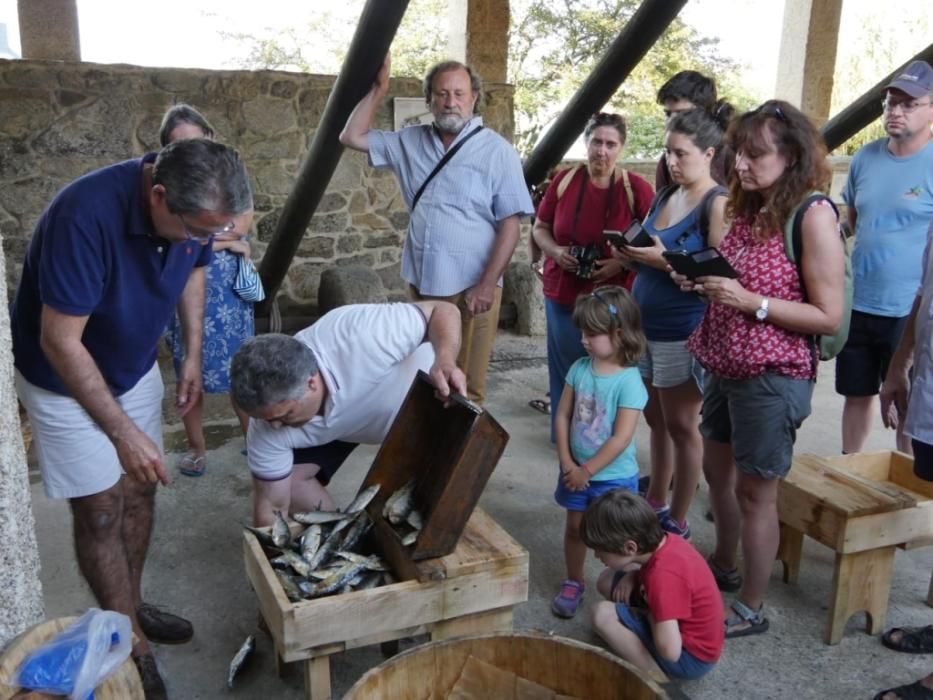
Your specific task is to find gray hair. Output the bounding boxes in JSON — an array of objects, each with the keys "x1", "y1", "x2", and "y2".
[
  {"x1": 152, "y1": 139, "x2": 252, "y2": 216},
  {"x1": 230, "y1": 334, "x2": 319, "y2": 413},
  {"x1": 159, "y1": 103, "x2": 215, "y2": 147},
  {"x1": 422, "y1": 60, "x2": 483, "y2": 114}
]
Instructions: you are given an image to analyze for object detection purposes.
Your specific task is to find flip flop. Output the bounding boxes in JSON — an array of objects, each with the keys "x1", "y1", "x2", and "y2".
[
  {"x1": 528, "y1": 398, "x2": 550, "y2": 415},
  {"x1": 882, "y1": 625, "x2": 933, "y2": 654},
  {"x1": 178, "y1": 454, "x2": 206, "y2": 477},
  {"x1": 873, "y1": 680, "x2": 933, "y2": 700}
]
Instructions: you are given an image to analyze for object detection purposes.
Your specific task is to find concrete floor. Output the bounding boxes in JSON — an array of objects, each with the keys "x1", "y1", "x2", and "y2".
[{"x1": 29, "y1": 331, "x2": 933, "y2": 699}]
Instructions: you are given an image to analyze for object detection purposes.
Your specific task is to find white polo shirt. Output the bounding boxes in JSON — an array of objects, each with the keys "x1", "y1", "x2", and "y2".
[{"x1": 247, "y1": 303, "x2": 434, "y2": 480}]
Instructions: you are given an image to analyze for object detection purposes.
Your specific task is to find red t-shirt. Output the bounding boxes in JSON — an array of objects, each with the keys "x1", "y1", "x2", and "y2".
[
  {"x1": 638, "y1": 534, "x2": 724, "y2": 663},
  {"x1": 536, "y1": 167, "x2": 654, "y2": 306}
]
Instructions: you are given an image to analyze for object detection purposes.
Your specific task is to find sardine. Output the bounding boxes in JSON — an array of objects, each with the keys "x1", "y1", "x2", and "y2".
[
  {"x1": 226, "y1": 635, "x2": 255, "y2": 689},
  {"x1": 340, "y1": 514, "x2": 373, "y2": 552},
  {"x1": 272, "y1": 510, "x2": 291, "y2": 549},
  {"x1": 300, "y1": 524, "x2": 323, "y2": 562},
  {"x1": 305, "y1": 516, "x2": 352, "y2": 570},
  {"x1": 401, "y1": 529, "x2": 419, "y2": 546},
  {"x1": 306, "y1": 558, "x2": 374, "y2": 597},
  {"x1": 383, "y1": 480, "x2": 415, "y2": 525},
  {"x1": 345, "y1": 484, "x2": 380, "y2": 515},
  {"x1": 405, "y1": 509, "x2": 423, "y2": 531},
  {"x1": 244, "y1": 525, "x2": 276, "y2": 550},
  {"x1": 334, "y1": 551, "x2": 389, "y2": 571},
  {"x1": 280, "y1": 550, "x2": 311, "y2": 578},
  {"x1": 357, "y1": 571, "x2": 383, "y2": 590},
  {"x1": 275, "y1": 571, "x2": 304, "y2": 602},
  {"x1": 292, "y1": 510, "x2": 351, "y2": 525}
]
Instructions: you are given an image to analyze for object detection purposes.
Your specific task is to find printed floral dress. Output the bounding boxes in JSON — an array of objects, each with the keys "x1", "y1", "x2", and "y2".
[{"x1": 167, "y1": 249, "x2": 254, "y2": 393}]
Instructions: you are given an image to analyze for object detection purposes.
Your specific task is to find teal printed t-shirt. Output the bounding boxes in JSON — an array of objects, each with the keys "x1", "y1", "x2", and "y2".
[
  {"x1": 566, "y1": 358, "x2": 648, "y2": 481},
  {"x1": 843, "y1": 138, "x2": 933, "y2": 317}
]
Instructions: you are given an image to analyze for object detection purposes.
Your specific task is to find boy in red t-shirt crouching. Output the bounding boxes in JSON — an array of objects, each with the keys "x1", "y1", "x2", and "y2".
[{"x1": 581, "y1": 489, "x2": 724, "y2": 680}]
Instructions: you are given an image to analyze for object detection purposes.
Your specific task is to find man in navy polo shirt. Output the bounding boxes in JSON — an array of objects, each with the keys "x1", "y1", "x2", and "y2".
[{"x1": 10, "y1": 138, "x2": 253, "y2": 699}]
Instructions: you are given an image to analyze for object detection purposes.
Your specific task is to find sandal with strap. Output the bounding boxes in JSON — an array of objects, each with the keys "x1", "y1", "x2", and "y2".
[
  {"x1": 707, "y1": 556, "x2": 742, "y2": 593},
  {"x1": 528, "y1": 398, "x2": 550, "y2": 415},
  {"x1": 178, "y1": 454, "x2": 206, "y2": 477},
  {"x1": 724, "y1": 599, "x2": 769, "y2": 638},
  {"x1": 882, "y1": 625, "x2": 933, "y2": 654},
  {"x1": 873, "y1": 680, "x2": 933, "y2": 700}
]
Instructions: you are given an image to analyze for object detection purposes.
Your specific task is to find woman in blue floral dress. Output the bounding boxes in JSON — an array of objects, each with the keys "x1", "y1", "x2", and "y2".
[{"x1": 162, "y1": 104, "x2": 255, "y2": 476}]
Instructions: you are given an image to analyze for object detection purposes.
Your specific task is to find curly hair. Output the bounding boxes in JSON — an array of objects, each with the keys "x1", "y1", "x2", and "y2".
[
  {"x1": 726, "y1": 100, "x2": 831, "y2": 238},
  {"x1": 571, "y1": 286, "x2": 645, "y2": 367}
]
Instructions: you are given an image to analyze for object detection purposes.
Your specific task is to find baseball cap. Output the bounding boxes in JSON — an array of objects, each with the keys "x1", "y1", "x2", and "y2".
[{"x1": 884, "y1": 60, "x2": 933, "y2": 98}]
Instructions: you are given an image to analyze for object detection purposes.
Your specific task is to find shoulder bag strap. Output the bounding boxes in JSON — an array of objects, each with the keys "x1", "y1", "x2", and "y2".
[{"x1": 411, "y1": 125, "x2": 484, "y2": 212}]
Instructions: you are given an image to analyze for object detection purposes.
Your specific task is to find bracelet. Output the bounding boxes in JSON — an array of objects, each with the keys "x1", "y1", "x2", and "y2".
[{"x1": 580, "y1": 463, "x2": 593, "y2": 477}]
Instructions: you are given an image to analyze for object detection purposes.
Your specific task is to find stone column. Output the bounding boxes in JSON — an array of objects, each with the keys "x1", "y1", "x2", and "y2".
[
  {"x1": 0, "y1": 234, "x2": 44, "y2": 648},
  {"x1": 448, "y1": 0, "x2": 510, "y2": 83},
  {"x1": 774, "y1": 0, "x2": 843, "y2": 124},
  {"x1": 17, "y1": 0, "x2": 80, "y2": 61}
]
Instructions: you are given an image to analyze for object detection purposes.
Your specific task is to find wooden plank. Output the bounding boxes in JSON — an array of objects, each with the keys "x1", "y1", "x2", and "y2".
[
  {"x1": 825, "y1": 546, "x2": 896, "y2": 645},
  {"x1": 821, "y1": 451, "x2": 894, "y2": 480},
  {"x1": 821, "y1": 467, "x2": 916, "y2": 510},
  {"x1": 421, "y1": 508, "x2": 529, "y2": 580},
  {"x1": 778, "y1": 481, "x2": 846, "y2": 549},
  {"x1": 889, "y1": 454, "x2": 933, "y2": 499},
  {"x1": 837, "y1": 503, "x2": 933, "y2": 553},
  {"x1": 304, "y1": 656, "x2": 331, "y2": 700},
  {"x1": 429, "y1": 607, "x2": 514, "y2": 642},
  {"x1": 243, "y1": 530, "x2": 288, "y2": 645},
  {"x1": 777, "y1": 524, "x2": 804, "y2": 584},
  {"x1": 790, "y1": 455, "x2": 904, "y2": 516}
]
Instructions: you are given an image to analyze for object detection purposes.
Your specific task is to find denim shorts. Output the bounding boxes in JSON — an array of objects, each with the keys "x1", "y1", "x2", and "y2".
[
  {"x1": 554, "y1": 472, "x2": 639, "y2": 512},
  {"x1": 638, "y1": 339, "x2": 704, "y2": 392},
  {"x1": 614, "y1": 602, "x2": 717, "y2": 680},
  {"x1": 700, "y1": 373, "x2": 813, "y2": 480}
]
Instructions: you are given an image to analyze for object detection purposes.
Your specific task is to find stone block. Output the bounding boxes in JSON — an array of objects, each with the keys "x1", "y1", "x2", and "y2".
[
  {"x1": 317, "y1": 265, "x2": 388, "y2": 314},
  {"x1": 502, "y1": 261, "x2": 545, "y2": 336},
  {"x1": 318, "y1": 192, "x2": 348, "y2": 213}
]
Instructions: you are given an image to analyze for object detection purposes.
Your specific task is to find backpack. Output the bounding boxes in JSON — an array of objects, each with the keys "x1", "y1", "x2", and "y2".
[
  {"x1": 555, "y1": 164, "x2": 635, "y2": 214},
  {"x1": 782, "y1": 192, "x2": 853, "y2": 361},
  {"x1": 645, "y1": 184, "x2": 728, "y2": 245}
]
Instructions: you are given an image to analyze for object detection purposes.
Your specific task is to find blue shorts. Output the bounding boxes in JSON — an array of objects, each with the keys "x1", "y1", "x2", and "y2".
[
  {"x1": 614, "y1": 602, "x2": 717, "y2": 680},
  {"x1": 554, "y1": 473, "x2": 638, "y2": 512}
]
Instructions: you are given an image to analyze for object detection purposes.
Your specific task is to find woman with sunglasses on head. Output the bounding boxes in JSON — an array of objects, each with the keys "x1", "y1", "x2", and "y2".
[
  {"x1": 674, "y1": 100, "x2": 845, "y2": 638},
  {"x1": 161, "y1": 104, "x2": 256, "y2": 476},
  {"x1": 612, "y1": 106, "x2": 732, "y2": 541},
  {"x1": 533, "y1": 112, "x2": 654, "y2": 443}
]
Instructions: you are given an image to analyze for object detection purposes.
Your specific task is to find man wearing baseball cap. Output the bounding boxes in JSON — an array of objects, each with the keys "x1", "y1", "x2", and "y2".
[{"x1": 837, "y1": 60, "x2": 933, "y2": 456}]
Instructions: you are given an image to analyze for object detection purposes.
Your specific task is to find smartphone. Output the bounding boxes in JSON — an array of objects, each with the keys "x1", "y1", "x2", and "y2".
[{"x1": 662, "y1": 247, "x2": 738, "y2": 280}]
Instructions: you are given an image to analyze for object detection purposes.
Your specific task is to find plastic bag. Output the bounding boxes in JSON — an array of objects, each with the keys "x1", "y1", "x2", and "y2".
[{"x1": 12, "y1": 609, "x2": 132, "y2": 700}]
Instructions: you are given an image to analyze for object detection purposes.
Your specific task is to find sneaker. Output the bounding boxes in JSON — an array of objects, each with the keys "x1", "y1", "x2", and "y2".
[
  {"x1": 137, "y1": 603, "x2": 194, "y2": 645},
  {"x1": 551, "y1": 580, "x2": 585, "y2": 619},
  {"x1": 133, "y1": 653, "x2": 167, "y2": 700},
  {"x1": 659, "y1": 512, "x2": 691, "y2": 540},
  {"x1": 707, "y1": 556, "x2": 742, "y2": 593}
]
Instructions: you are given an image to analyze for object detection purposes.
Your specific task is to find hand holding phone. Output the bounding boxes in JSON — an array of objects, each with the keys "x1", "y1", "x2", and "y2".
[
  {"x1": 662, "y1": 247, "x2": 738, "y2": 280},
  {"x1": 604, "y1": 220, "x2": 652, "y2": 248}
]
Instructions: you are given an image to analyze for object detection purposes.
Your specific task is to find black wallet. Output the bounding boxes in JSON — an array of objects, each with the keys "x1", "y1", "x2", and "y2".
[
  {"x1": 662, "y1": 247, "x2": 738, "y2": 280},
  {"x1": 604, "y1": 220, "x2": 652, "y2": 248}
]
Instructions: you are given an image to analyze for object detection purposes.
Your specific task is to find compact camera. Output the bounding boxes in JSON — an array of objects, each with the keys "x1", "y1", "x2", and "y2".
[{"x1": 570, "y1": 244, "x2": 601, "y2": 280}]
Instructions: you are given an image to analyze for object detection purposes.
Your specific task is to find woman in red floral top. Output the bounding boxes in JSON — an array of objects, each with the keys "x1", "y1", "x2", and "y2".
[{"x1": 676, "y1": 101, "x2": 846, "y2": 638}]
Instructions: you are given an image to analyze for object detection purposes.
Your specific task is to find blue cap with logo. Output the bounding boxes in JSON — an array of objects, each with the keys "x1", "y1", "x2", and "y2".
[{"x1": 884, "y1": 60, "x2": 933, "y2": 99}]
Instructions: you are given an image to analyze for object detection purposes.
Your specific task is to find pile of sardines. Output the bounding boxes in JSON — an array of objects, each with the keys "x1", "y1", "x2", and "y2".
[{"x1": 245, "y1": 481, "x2": 423, "y2": 603}]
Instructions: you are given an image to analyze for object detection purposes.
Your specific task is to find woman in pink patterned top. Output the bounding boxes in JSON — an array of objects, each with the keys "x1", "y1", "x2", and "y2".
[{"x1": 677, "y1": 101, "x2": 846, "y2": 638}]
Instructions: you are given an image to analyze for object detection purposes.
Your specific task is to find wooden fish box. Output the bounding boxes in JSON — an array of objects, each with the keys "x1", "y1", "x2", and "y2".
[
  {"x1": 777, "y1": 451, "x2": 933, "y2": 644},
  {"x1": 244, "y1": 508, "x2": 529, "y2": 700},
  {"x1": 361, "y1": 370, "x2": 509, "y2": 565}
]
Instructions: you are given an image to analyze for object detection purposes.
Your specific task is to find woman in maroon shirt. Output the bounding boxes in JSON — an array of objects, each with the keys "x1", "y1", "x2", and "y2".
[
  {"x1": 533, "y1": 112, "x2": 654, "y2": 441},
  {"x1": 677, "y1": 101, "x2": 845, "y2": 638}
]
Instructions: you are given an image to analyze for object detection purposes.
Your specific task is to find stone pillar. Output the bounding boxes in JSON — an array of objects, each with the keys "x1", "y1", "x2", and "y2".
[
  {"x1": 774, "y1": 0, "x2": 843, "y2": 124},
  {"x1": 0, "y1": 234, "x2": 44, "y2": 648},
  {"x1": 448, "y1": 0, "x2": 510, "y2": 83},
  {"x1": 17, "y1": 0, "x2": 80, "y2": 61}
]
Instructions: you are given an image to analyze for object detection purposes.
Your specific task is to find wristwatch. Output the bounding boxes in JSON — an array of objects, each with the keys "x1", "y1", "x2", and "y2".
[{"x1": 755, "y1": 297, "x2": 769, "y2": 322}]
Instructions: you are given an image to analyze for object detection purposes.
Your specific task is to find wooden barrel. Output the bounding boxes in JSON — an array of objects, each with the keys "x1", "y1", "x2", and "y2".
[
  {"x1": 343, "y1": 632, "x2": 669, "y2": 699},
  {"x1": 0, "y1": 617, "x2": 144, "y2": 700}
]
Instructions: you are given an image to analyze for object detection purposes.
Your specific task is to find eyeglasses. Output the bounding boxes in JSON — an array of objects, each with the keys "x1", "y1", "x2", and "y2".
[
  {"x1": 177, "y1": 213, "x2": 235, "y2": 242},
  {"x1": 663, "y1": 107, "x2": 692, "y2": 119},
  {"x1": 881, "y1": 97, "x2": 932, "y2": 114}
]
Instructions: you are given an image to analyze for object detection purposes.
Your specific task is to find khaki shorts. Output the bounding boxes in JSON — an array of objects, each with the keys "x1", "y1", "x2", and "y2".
[{"x1": 15, "y1": 364, "x2": 164, "y2": 499}]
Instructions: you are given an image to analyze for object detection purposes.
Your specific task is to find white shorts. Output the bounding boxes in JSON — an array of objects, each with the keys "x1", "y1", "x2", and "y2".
[
  {"x1": 15, "y1": 363, "x2": 164, "y2": 499},
  {"x1": 638, "y1": 339, "x2": 704, "y2": 391}
]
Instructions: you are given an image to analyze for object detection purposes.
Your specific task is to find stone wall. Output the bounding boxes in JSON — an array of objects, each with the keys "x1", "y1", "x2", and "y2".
[{"x1": 0, "y1": 59, "x2": 516, "y2": 314}]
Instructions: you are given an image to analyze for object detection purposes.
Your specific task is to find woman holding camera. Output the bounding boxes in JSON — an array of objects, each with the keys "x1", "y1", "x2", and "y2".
[
  {"x1": 611, "y1": 107, "x2": 731, "y2": 539},
  {"x1": 533, "y1": 112, "x2": 654, "y2": 441}
]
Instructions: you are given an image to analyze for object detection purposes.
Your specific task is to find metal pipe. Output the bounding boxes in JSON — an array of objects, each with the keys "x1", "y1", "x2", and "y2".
[
  {"x1": 821, "y1": 43, "x2": 933, "y2": 152},
  {"x1": 257, "y1": 0, "x2": 410, "y2": 315},
  {"x1": 521, "y1": 0, "x2": 688, "y2": 188}
]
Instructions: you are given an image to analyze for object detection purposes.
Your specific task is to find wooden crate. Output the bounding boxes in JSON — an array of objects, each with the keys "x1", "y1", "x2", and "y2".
[
  {"x1": 777, "y1": 451, "x2": 933, "y2": 644},
  {"x1": 244, "y1": 508, "x2": 529, "y2": 700},
  {"x1": 361, "y1": 370, "x2": 509, "y2": 562}
]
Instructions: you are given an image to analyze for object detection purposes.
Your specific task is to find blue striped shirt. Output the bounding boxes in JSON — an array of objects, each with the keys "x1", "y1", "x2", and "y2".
[{"x1": 369, "y1": 117, "x2": 534, "y2": 296}]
